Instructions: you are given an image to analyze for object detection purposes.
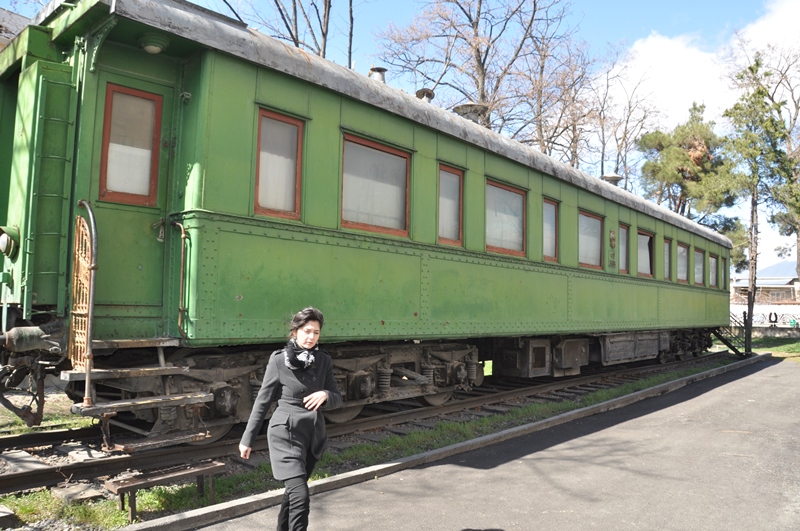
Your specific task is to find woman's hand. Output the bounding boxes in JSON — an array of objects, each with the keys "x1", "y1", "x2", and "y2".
[
  {"x1": 303, "y1": 390, "x2": 328, "y2": 411},
  {"x1": 239, "y1": 444, "x2": 252, "y2": 459}
]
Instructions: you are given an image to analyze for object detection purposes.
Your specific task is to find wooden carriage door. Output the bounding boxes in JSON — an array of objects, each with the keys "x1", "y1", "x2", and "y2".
[{"x1": 91, "y1": 77, "x2": 174, "y2": 339}]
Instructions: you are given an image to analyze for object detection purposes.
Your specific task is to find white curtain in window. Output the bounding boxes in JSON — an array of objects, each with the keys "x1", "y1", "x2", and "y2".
[
  {"x1": 638, "y1": 233, "x2": 652, "y2": 275},
  {"x1": 343, "y1": 141, "x2": 406, "y2": 230},
  {"x1": 258, "y1": 117, "x2": 298, "y2": 212},
  {"x1": 543, "y1": 201, "x2": 556, "y2": 257},
  {"x1": 107, "y1": 92, "x2": 155, "y2": 196},
  {"x1": 579, "y1": 213, "x2": 601, "y2": 266},
  {"x1": 695, "y1": 250, "x2": 704, "y2": 284},
  {"x1": 677, "y1": 246, "x2": 688, "y2": 281},
  {"x1": 486, "y1": 184, "x2": 523, "y2": 251},
  {"x1": 619, "y1": 226, "x2": 628, "y2": 271},
  {"x1": 439, "y1": 169, "x2": 460, "y2": 240}
]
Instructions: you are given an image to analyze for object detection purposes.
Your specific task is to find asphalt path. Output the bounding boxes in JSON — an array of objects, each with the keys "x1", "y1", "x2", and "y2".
[{"x1": 192, "y1": 356, "x2": 800, "y2": 531}]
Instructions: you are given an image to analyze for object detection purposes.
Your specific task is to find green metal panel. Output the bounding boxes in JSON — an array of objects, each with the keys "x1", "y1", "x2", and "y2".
[
  {"x1": 463, "y1": 147, "x2": 485, "y2": 253},
  {"x1": 304, "y1": 89, "x2": 342, "y2": 229},
  {"x1": 0, "y1": 76, "x2": 16, "y2": 224},
  {"x1": 485, "y1": 153, "x2": 527, "y2": 188},
  {"x1": 341, "y1": 98, "x2": 414, "y2": 149},
  {"x1": 255, "y1": 68, "x2": 311, "y2": 118},
  {"x1": 199, "y1": 53, "x2": 258, "y2": 216},
  {"x1": 411, "y1": 128, "x2": 437, "y2": 244},
  {"x1": 437, "y1": 135, "x2": 468, "y2": 169},
  {"x1": 3, "y1": 60, "x2": 75, "y2": 317}
]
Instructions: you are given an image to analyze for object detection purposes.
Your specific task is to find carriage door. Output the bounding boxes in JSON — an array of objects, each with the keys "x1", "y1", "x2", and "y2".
[{"x1": 91, "y1": 78, "x2": 174, "y2": 339}]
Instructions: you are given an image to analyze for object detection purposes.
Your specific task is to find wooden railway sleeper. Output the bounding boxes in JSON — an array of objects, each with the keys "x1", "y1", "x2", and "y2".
[{"x1": 105, "y1": 460, "x2": 226, "y2": 522}]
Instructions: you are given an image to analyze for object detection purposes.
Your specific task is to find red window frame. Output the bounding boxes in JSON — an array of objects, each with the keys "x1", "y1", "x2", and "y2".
[
  {"x1": 341, "y1": 134, "x2": 410, "y2": 238},
  {"x1": 438, "y1": 163, "x2": 464, "y2": 246},
  {"x1": 254, "y1": 109, "x2": 304, "y2": 220},
  {"x1": 486, "y1": 180, "x2": 526, "y2": 257},
  {"x1": 637, "y1": 229, "x2": 655, "y2": 278},
  {"x1": 99, "y1": 83, "x2": 162, "y2": 207},
  {"x1": 543, "y1": 198, "x2": 558, "y2": 262},
  {"x1": 578, "y1": 210, "x2": 604, "y2": 270}
]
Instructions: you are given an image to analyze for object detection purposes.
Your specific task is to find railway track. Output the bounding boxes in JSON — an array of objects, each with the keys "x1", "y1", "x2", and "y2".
[{"x1": 0, "y1": 353, "x2": 732, "y2": 495}]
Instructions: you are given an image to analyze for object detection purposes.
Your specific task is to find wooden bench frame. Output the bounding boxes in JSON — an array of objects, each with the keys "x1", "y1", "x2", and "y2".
[{"x1": 104, "y1": 460, "x2": 226, "y2": 522}]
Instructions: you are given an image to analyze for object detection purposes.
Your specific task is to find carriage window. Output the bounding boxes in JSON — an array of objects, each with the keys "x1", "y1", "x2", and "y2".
[
  {"x1": 694, "y1": 249, "x2": 705, "y2": 285},
  {"x1": 342, "y1": 135, "x2": 409, "y2": 236},
  {"x1": 619, "y1": 224, "x2": 629, "y2": 273},
  {"x1": 100, "y1": 84, "x2": 162, "y2": 206},
  {"x1": 677, "y1": 243, "x2": 689, "y2": 283},
  {"x1": 637, "y1": 231, "x2": 654, "y2": 277},
  {"x1": 578, "y1": 211, "x2": 603, "y2": 268},
  {"x1": 543, "y1": 199, "x2": 558, "y2": 261},
  {"x1": 722, "y1": 258, "x2": 727, "y2": 289},
  {"x1": 486, "y1": 181, "x2": 525, "y2": 256},
  {"x1": 439, "y1": 165, "x2": 463, "y2": 245},
  {"x1": 255, "y1": 110, "x2": 303, "y2": 219},
  {"x1": 664, "y1": 239, "x2": 672, "y2": 280},
  {"x1": 709, "y1": 254, "x2": 718, "y2": 287}
]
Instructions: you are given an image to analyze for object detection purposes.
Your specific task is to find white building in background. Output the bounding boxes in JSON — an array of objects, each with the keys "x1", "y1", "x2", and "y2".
[
  {"x1": 0, "y1": 8, "x2": 29, "y2": 51},
  {"x1": 731, "y1": 261, "x2": 800, "y2": 326}
]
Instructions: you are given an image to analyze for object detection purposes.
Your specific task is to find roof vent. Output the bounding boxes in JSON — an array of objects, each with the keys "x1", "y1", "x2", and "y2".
[
  {"x1": 369, "y1": 66, "x2": 387, "y2": 83},
  {"x1": 601, "y1": 173, "x2": 623, "y2": 187},
  {"x1": 453, "y1": 103, "x2": 489, "y2": 124},
  {"x1": 415, "y1": 88, "x2": 435, "y2": 103}
]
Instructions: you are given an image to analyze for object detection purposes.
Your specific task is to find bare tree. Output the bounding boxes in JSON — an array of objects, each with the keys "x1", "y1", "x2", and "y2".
[
  {"x1": 586, "y1": 50, "x2": 658, "y2": 190},
  {"x1": 509, "y1": 35, "x2": 594, "y2": 167},
  {"x1": 376, "y1": 0, "x2": 571, "y2": 130}
]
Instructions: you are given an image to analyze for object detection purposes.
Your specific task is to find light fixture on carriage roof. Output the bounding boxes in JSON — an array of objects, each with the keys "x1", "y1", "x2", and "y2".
[
  {"x1": 415, "y1": 88, "x2": 435, "y2": 103},
  {"x1": 369, "y1": 66, "x2": 387, "y2": 83},
  {"x1": 138, "y1": 32, "x2": 170, "y2": 55},
  {"x1": 601, "y1": 172, "x2": 623, "y2": 187}
]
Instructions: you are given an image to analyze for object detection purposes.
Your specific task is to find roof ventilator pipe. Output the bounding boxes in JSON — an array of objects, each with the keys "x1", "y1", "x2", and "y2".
[
  {"x1": 453, "y1": 103, "x2": 489, "y2": 125},
  {"x1": 369, "y1": 66, "x2": 387, "y2": 83},
  {"x1": 601, "y1": 172, "x2": 624, "y2": 186},
  {"x1": 415, "y1": 88, "x2": 435, "y2": 103}
]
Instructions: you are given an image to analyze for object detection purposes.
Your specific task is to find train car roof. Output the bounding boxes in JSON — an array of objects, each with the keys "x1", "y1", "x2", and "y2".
[{"x1": 37, "y1": 0, "x2": 731, "y2": 249}]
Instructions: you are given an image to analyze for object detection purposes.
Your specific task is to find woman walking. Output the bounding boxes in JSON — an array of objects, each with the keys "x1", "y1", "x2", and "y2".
[{"x1": 239, "y1": 307, "x2": 342, "y2": 530}]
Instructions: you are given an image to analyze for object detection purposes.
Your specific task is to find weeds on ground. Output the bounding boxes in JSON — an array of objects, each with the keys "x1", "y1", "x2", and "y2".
[
  {"x1": 750, "y1": 337, "x2": 800, "y2": 361},
  {"x1": 0, "y1": 358, "x2": 734, "y2": 529}
]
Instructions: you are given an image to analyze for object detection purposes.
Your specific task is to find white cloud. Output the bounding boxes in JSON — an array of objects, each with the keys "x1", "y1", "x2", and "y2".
[
  {"x1": 739, "y1": 0, "x2": 800, "y2": 50},
  {"x1": 624, "y1": 32, "x2": 732, "y2": 128}
]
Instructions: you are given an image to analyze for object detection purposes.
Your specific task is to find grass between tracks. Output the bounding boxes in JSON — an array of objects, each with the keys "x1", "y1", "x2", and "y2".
[{"x1": 0, "y1": 346, "x2": 788, "y2": 530}]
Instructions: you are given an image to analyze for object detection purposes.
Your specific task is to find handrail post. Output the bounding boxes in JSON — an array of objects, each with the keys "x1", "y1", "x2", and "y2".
[{"x1": 78, "y1": 200, "x2": 98, "y2": 407}]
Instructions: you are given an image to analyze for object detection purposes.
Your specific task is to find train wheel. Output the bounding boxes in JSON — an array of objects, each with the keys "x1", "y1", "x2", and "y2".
[
  {"x1": 323, "y1": 405, "x2": 363, "y2": 423},
  {"x1": 416, "y1": 391, "x2": 453, "y2": 407}
]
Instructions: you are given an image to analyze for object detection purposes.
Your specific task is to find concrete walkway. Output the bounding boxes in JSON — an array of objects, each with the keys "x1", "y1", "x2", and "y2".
[{"x1": 192, "y1": 356, "x2": 800, "y2": 531}]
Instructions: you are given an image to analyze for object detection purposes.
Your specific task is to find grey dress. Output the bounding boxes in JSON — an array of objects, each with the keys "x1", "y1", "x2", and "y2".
[{"x1": 241, "y1": 347, "x2": 343, "y2": 480}]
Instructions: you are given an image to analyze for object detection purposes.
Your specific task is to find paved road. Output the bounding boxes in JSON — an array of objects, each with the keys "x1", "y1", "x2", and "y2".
[{"x1": 196, "y1": 357, "x2": 800, "y2": 531}]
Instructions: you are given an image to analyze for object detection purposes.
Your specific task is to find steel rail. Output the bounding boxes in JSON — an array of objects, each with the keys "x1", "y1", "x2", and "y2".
[{"x1": 0, "y1": 353, "x2": 727, "y2": 495}]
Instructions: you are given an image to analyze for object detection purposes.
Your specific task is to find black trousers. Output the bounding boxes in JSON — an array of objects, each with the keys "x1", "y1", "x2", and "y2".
[{"x1": 276, "y1": 454, "x2": 317, "y2": 531}]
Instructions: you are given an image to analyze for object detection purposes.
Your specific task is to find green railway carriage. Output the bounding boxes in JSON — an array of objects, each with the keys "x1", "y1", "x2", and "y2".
[{"x1": 0, "y1": 0, "x2": 731, "y2": 447}]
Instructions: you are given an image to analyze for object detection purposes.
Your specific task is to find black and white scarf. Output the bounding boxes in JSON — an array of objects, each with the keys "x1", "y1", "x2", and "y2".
[{"x1": 284, "y1": 338, "x2": 317, "y2": 370}]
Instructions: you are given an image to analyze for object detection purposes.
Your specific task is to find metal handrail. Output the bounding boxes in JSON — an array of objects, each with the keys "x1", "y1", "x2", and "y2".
[{"x1": 77, "y1": 199, "x2": 98, "y2": 406}]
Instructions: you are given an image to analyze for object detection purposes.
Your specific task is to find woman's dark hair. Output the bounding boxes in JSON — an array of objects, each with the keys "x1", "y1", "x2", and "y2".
[{"x1": 289, "y1": 307, "x2": 324, "y2": 334}]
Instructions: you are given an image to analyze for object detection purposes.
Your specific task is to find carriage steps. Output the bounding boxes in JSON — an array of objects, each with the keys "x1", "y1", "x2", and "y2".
[{"x1": 712, "y1": 314, "x2": 746, "y2": 358}]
